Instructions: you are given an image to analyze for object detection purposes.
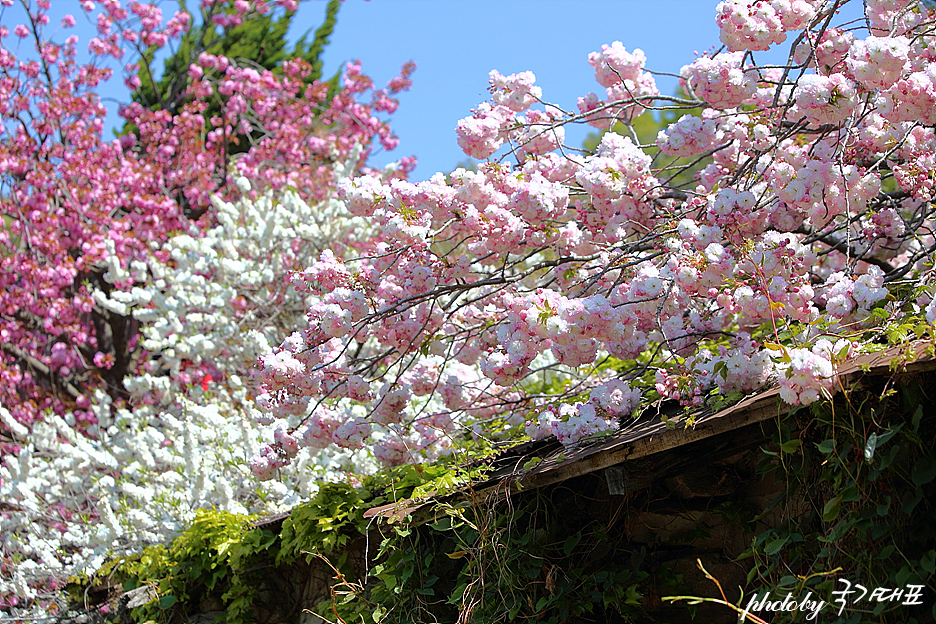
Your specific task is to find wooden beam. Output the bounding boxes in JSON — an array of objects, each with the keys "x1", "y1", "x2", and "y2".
[{"x1": 502, "y1": 392, "x2": 784, "y2": 495}]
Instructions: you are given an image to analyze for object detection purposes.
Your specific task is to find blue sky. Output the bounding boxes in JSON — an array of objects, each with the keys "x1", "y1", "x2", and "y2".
[
  {"x1": 311, "y1": 0, "x2": 723, "y2": 179},
  {"x1": 281, "y1": 0, "x2": 863, "y2": 179},
  {"x1": 4, "y1": 0, "x2": 867, "y2": 181}
]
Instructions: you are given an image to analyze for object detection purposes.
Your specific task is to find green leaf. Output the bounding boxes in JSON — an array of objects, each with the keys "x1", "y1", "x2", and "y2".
[
  {"x1": 780, "y1": 439, "x2": 801, "y2": 454},
  {"x1": 823, "y1": 495, "x2": 842, "y2": 522},
  {"x1": 903, "y1": 490, "x2": 923, "y2": 514},
  {"x1": 158, "y1": 595, "x2": 177, "y2": 610},
  {"x1": 429, "y1": 517, "x2": 453, "y2": 532},
  {"x1": 912, "y1": 457, "x2": 936, "y2": 487},
  {"x1": 449, "y1": 582, "x2": 467, "y2": 605},
  {"x1": 895, "y1": 565, "x2": 913, "y2": 587},
  {"x1": 876, "y1": 425, "x2": 899, "y2": 446},
  {"x1": 764, "y1": 536, "x2": 789, "y2": 556},
  {"x1": 763, "y1": 342, "x2": 792, "y2": 363},
  {"x1": 508, "y1": 600, "x2": 521, "y2": 620},
  {"x1": 713, "y1": 360, "x2": 728, "y2": 381},
  {"x1": 876, "y1": 544, "x2": 895, "y2": 560},
  {"x1": 563, "y1": 532, "x2": 582, "y2": 557},
  {"x1": 879, "y1": 445, "x2": 900, "y2": 471},
  {"x1": 841, "y1": 486, "x2": 861, "y2": 503},
  {"x1": 778, "y1": 575, "x2": 798, "y2": 588},
  {"x1": 625, "y1": 584, "x2": 642, "y2": 606},
  {"x1": 921, "y1": 550, "x2": 936, "y2": 575},
  {"x1": 817, "y1": 439, "x2": 836, "y2": 454}
]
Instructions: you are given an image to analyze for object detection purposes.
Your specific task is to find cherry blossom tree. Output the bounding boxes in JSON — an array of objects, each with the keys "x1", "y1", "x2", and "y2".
[
  {"x1": 253, "y1": 0, "x2": 936, "y2": 476},
  {"x1": 0, "y1": 0, "x2": 412, "y2": 445}
]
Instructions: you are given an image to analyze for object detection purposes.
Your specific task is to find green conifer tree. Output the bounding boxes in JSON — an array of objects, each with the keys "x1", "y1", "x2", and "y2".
[
  {"x1": 123, "y1": 0, "x2": 343, "y2": 217},
  {"x1": 133, "y1": 0, "x2": 342, "y2": 117}
]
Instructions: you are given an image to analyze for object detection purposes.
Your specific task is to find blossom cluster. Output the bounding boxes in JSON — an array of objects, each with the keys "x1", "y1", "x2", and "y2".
[
  {"x1": 577, "y1": 41, "x2": 659, "y2": 129},
  {"x1": 252, "y1": 0, "x2": 936, "y2": 487},
  {"x1": 716, "y1": 0, "x2": 822, "y2": 51},
  {"x1": 0, "y1": 0, "x2": 414, "y2": 448},
  {"x1": 680, "y1": 52, "x2": 757, "y2": 109}
]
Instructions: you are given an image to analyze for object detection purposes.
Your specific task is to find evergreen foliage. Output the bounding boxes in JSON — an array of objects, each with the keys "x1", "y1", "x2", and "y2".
[{"x1": 133, "y1": 0, "x2": 342, "y2": 117}]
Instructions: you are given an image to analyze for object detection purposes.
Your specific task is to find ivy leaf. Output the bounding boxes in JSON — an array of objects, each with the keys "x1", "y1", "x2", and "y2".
[
  {"x1": 780, "y1": 439, "x2": 801, "y2": 454},
  {"x1": 158, "y1": 595, "x2": 177, "y2": 610},
  {"x1": 841, "y1": 486, "x2": 861, "y2": 503},
  {"x1": 816, "y1": 439, "x2": 835, "y2": 454},
  {"x1": 764, "y1": 536, "x2": 789, "y2": 556},
  {"x1": 912, "y1": 457, "x2": 936, "y2": 487},
  {"x1": 823, "y1": 495, "x2": 842, "y2": 522},
  {"x1": 922, "y1": 550, "x2": 936, "y2": 575},
  {"x1": 625, "y1": 584, "x2": 642, "y2": 606}
]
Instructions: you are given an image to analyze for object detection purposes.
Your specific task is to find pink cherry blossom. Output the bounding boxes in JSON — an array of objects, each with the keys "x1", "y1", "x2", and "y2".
[{"x1": 681, "y1": 52, "x2": 757, "y2": 109}]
